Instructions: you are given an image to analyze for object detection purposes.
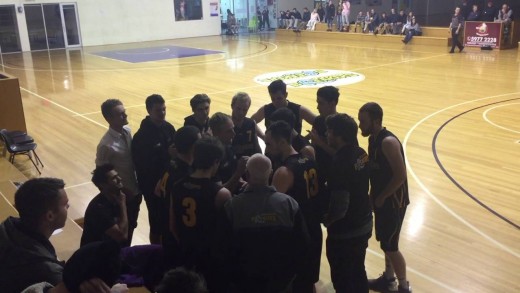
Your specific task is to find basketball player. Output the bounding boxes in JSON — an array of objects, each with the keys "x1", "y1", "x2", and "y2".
[
  {"x1": 358, "y1": 102, "x2": 411, "y2": 293},
  {"x1": 323, "y1": 113, "x2": 372, "y2": 292},
  {"x1": 251, "y1": 79, "x2": 316, "y2": 136},
  {"x1": 171, "y1": 136, "x2": 232, "y2": 291},
  {"x1": 230, "y1": 92, "x2": 262, "y2": 158},
  {"x1": 270, "y1": 107, "x2": 315, "y2": 161},
  {"x1": 266, "y1": 120, "x2": 324, "y2": 293}
]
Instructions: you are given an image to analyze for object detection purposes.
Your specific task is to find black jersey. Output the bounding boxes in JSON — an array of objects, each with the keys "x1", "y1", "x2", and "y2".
[
  {"x1": 232, "y1": 117, "x2": 261, "y2": 158},
  {"x1": 214, "y1": 145, "x2": 237, "y2": 186},
  {"x1": 312, "y1": 115, "x2": 333, "y2": 185},
  {"x1": 281, "y1": 153, "x2": 324, "y2": 282},
  {"x1": 183, "y1": 115, "x2": 210, "y2": 134},
  {"x1": 281, "y1": 154, "x2": 324, "y2": 226},
  {"x1": 171, "y1": 177, "x2": 222, "y2": 262},
  {"x1": 327, "y1": 144, "x2": 372, "y2": 237},
  {"x1": 368, "y1": 128, "x2": 410, "y2": 208},
  {"x1": 292, "y1": 134, "x2": 311, "y2": 154},
  {"x1": 264, "y1": 101, "x2": 302, "y2": 134}
]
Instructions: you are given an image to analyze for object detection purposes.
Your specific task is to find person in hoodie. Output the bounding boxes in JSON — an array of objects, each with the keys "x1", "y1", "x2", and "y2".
[
  {"x1": 0, "y1": 178, "x2": 69, "y2": 292},
  {"x1": 132, "y1": 94, "x2": 176, "y2": 244}
]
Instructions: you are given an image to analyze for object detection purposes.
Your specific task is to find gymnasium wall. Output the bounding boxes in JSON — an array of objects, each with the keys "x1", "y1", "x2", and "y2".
[
  {"x1": 0, "y1": 0, "x2": 221, "y2": 49},
  {"x1": 77, "y1": 0, "x2": 221, "y2": 46}
]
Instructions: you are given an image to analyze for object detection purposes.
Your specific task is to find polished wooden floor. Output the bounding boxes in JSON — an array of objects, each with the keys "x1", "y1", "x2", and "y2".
[{"x1": 1, "y1": 32, "x2": 519, "y2": 292}]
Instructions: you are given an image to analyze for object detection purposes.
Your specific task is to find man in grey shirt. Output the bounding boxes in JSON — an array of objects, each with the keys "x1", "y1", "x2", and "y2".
[{"x1": 96, "y1": 99, "x2": 141, "y2": 246}]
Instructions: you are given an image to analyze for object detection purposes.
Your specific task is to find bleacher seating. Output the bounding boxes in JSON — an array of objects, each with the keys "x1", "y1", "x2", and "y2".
[{"x1": 277, "y1": 24, "x2": 451, "y2": 47}]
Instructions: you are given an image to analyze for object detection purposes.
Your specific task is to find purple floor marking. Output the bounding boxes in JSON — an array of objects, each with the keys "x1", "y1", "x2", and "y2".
[{"x1": 92, "y1": 45, "x2": 223, "y2": 63}]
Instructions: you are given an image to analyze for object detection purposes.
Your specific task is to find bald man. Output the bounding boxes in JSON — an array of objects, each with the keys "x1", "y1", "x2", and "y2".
[{"x1": 217, "y1": 154, "x2": 310, "y2": 293}]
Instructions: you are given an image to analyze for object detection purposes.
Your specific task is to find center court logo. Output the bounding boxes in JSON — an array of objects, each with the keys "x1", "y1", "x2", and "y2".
[{"x1": 254, "y1": 69, "x2": 365, "y2": 88}]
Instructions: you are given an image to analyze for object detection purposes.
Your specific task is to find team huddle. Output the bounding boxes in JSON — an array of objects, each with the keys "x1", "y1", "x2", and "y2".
[{"x1": 0, "y1": 79, "x2": 412, "y2": 293}]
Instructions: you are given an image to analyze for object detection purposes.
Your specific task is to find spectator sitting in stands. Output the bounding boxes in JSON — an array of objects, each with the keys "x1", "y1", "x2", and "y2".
[
  {"x1": 354, "y1": 11, "x2": 365, "y2": 32},
  {"x1": 278, "y1": 11, "x2": 286, "y2": 28},
  {"x1": 307, "y1": 9, "x2": 321, "y2": 31},
  {"x1": 387, "y1": 8, "x2": 399, "y2": 34},
  {"x1": 402, "y1": 11, "x2": 415, "y2": 34},
  {"x1": 288, "y1": 8, "x2": 302, "y2": 30},
  {"x1": 467, "y1": 4, "x2": 481, "y2": 21},
  {"x1": 297, "y1": 7, "x2": 311, "y2": 31},
  {"x1": 362, "y1": 11, "x2": 370, "y2": 32},
  {"x1": 317, "y1": 3, "x2": 325, "y2": 22},
  {"x1": 482, "y1": 1, "x2": 498, "y2": 22},
  {"x1": 402, "y1": 17, "x2": 422, "y2": 44},
  {"x1": 367, "y1": 9, "x2": 379, "y2": 33},
  {"x1": 374, "y1": 12, "x2": 389, "y2": 35},
  {"x1": 394, "y1": 9, "x2": 406, "y2": 34},
  {"x1": 285, "y1": 10, "x2": 292, "y2": 29},
  {"x1": 226, "y1": 9, "x2": 238, "y2": 35},
  {"x1": 496, "y1": 4, "x2": 513, "y2": 41}
]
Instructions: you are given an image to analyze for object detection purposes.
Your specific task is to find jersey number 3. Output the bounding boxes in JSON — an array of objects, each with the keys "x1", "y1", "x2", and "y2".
[
  {"x1": 182, "y1": 197, "x2": 197, "y2": 227},
  {"x1": 303, "y1": 168, "x2": 319, "y2": 198}
]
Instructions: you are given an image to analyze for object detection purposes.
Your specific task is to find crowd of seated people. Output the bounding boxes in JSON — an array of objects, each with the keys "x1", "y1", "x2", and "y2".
[
  {"x1": 276, "y1": 2, "x2": 514, "y2": 45},
  {"x1": 1, "y1": 78, "x2": 415, "y2": 293}
]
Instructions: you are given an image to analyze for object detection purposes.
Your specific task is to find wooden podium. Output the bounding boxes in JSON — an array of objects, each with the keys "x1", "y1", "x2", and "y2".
[{"x1": 0, "y1": 72, "x2": 26, "y2": 132}]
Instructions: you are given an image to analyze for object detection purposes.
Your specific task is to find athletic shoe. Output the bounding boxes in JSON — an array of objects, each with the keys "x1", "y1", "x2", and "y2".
[
  {"x1": 459, "y1": 46, "x2": 464, "y2": 53},
  {"x1": 368, "y1": 275, "x2": 398, "y2": 292},
  {"x1": 398, "y1": 282, "x2": 412, "y2": 293}
]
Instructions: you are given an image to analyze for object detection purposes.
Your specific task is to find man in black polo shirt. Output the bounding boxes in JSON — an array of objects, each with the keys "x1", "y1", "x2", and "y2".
[
  {"x1": 358, "y1": 102, "x2": 411, "y2": 293},
  {"x1": 251, "y1": 79, "x2": 316, "y2": 137},
  {"x1": 323, "y1": 113, "x2": 372, "y2": 293}
]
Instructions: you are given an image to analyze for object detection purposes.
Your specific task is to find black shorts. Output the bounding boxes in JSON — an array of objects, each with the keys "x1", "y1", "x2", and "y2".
[
  {"x1": 374, "y1": 200, "x2": 407, "y2": 252},
  {"x1": 142, "y1": 192, "x2": 167, "y2": 234},
  {"x1": 296, "y1": 221, "x2": 323, "y2": 283}
]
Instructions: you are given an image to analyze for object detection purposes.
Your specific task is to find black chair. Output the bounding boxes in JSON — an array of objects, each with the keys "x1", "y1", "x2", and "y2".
[{"x1": 0, "y1": 129, "x2": 43, "y2": 174}]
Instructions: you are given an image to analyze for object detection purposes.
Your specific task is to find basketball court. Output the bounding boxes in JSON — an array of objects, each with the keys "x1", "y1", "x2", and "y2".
[{"x1": 1, "y1": 32, "x2": 519, "y2": 292}]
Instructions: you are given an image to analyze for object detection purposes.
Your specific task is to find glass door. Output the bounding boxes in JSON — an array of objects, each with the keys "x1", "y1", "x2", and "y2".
[
  {"x1": 25, "y1": 3, "x2": 81, "y2": 51},
  {"x1": 42, "y1": 4, "x2": 65, "y2": 49},
  {"x1": 0, "y1": 5, "x2": 21, "y2": 53},
  {"x1": 60, "y1": 3, "x2": 81, "y2": 47},
  {"x1": 25, "y1": 4, "x2": 49, "y2": 50}
]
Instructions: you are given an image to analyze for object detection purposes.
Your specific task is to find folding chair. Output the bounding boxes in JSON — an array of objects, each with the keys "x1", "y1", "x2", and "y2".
[{"x1": 0, "y1": 129, "x2": 43, "y2": 174}]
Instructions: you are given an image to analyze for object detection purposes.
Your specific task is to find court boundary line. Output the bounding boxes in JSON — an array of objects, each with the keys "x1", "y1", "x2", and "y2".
[
  {"x1": 3, "y1": 39, "x2": 278, "y2": 73},
  {"x1": 366, "y1": 249, "x2": 460, "y2": 293},
  {"x1": 73, "y1": 84, "x2": 266, "y2": 116},
  {"x1": 432, "y1": 98, "x2": 520, "y2": 229},
  {"x1": 403, "y1": 92, "x2": 520, "y2": 259},
  {"x1": 64, "y1": 181, "x2": 93, "y2": 190},
  {"x1": 20, "y1": 88, "x2": 108, "y2": 130},
  {"x1": 482, "y1": 102, "x2": 520, "y2": 134}
]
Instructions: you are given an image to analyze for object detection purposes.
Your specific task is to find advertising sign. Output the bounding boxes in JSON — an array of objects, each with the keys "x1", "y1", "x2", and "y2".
[{"x1": 464, "y1": 21, "x2": 502, "y2": 49}]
